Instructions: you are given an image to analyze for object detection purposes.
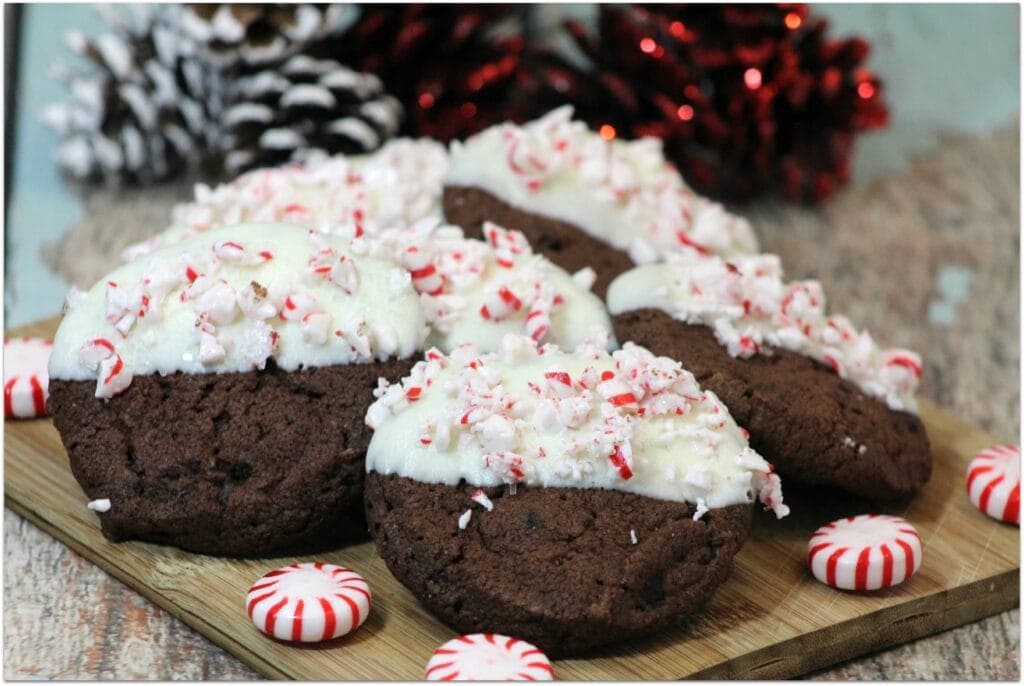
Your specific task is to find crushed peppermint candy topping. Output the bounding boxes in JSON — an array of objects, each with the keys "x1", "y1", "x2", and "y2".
[
  {"x1": 365, "y1": 335, "x2": 788, "y2": 517},
  {"x1": 471, "y1": 489, "x2": 495, "y2": 511},
  {"x1": 339, "y1": 219, "x2": 611, "y2": 353},
  {"x1": 607, "y1": 254, "x2": 923, "y2": 413},
  {"x1": 50, "y1": 225, "x2": 427, "y2": 399},
  {"x1": 447, "y1": 106, "x2": 758, "y2": 265},
  {"x1": 77, "y1": 337, "x2": 133, "y2": 399},
  {"x1": 123, "y1": 138, "x2": 449, "y2": 261}
]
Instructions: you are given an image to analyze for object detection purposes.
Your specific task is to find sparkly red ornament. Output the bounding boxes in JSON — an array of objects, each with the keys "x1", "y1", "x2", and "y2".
[
  {"x1": 548, "y1": 4, "x2": 890, "y2": 203},
  {"x1": 326, "y1": 5, "x2": 564, "y2": 142}
]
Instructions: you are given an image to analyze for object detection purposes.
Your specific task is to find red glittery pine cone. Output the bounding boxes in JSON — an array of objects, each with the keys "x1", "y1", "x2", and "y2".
[
  {"x1": 556, "y1": 4, "x2": 890, "y2": 203},
  {"x1": 326, "y1": 4, "x2": 565, "y2": 142}
]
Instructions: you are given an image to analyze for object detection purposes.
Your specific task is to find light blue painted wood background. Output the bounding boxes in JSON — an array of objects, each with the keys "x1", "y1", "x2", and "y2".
[{"x1": 5, "y1": 3, "x2": 1020, "y2": 328}]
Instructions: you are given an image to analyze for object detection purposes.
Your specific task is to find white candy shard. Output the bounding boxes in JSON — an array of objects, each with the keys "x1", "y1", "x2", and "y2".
[{"x1": 87, "y1": 498, "x2": 111, "y2": 512}]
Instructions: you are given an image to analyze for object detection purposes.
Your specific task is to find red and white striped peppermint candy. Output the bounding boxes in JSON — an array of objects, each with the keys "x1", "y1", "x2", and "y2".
[
  {"x1": 524, "y1": 289, "x2": 562, "y2": 343},
  {"x1": 404, "y1": 245, "x2": 444, "y2": 296},
  {"x1": 245, "y1": 563, "x2": 371, "y2": 642},
  {"x1": 966, "y1": 445, "x2": 1020, "y2": 525},
  {"x1": 807, "y1": 514, "x2": 923, "y2": 591},
  {"x1": 484, "y1": 222, "x2": 530, "y2": 269},
  {"x1": 4, "y1": 337, "x2": 52, "y2": 418},
  {"x1": 425, "y1": 634, "x2": 554, "y2": 681},
  {"x1": 479, "y1": 285, "x2": 523, "y2": 321},
  {"x1": 597, "y1": 370, "x2": 638, "y2": 408}
]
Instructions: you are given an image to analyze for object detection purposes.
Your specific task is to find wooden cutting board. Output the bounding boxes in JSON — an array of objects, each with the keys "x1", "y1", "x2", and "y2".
[{"x1": 4, "y1": 316, "x2": 1019, "y2": 680}]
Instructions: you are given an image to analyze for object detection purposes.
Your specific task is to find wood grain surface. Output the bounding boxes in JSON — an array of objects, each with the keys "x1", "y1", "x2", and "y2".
[
  {"x1": 5, "y1": 124, "x2": 1019, "y2": 679},
  {"x1": 4, "y1": 314, "x2": 1019, "y2": 680}
]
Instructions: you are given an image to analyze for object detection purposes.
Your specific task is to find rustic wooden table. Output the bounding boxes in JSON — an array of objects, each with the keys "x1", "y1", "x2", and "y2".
[{"x1": 4, "y1": 123, "x2": 1019, "y2": 680}]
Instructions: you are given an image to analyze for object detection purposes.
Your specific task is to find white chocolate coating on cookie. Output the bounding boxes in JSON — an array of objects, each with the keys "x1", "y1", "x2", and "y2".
[
  {"x1": 445, "y1": 106, "x2": 758, "y2": 265},
  {"x1": 365, "y1": 335, "x2": 788, "y2": 516},
  {"x1": 50, "y1": 223, "x2": 428, "y2": 398},
  {"x1": 343, "y1": 220, "x2": 613, "y2": 354},
  {"x1": 123, "y1": 138, "x2": 449, "y2": 260},
  {"x1": 606, "y1": 255, "x2": 922, "y2": 413}
]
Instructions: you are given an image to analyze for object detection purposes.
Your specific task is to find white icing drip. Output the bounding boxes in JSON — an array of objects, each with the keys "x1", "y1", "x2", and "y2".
[
  {"x1": 446, "y1": 106, "x2": 758, "y2": 263},
  {"x1": 606, "y1": 254, "x2": 922, "y2": 413},
  {"x1": 50, "y1": 224, "x2": 428, "y2": 397},
  {"x1": 365, "y1": 335, "x2": 788, "y2": 516}
]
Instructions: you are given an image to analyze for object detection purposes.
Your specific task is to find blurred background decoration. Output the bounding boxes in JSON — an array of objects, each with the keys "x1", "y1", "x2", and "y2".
[{"x1": 41, "y1": 3, "x2": 889, "y2": 204}]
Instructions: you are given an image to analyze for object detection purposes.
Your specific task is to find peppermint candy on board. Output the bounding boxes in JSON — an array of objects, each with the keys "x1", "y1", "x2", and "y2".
[
  {"x1": 807, "y1": 515, "x2": 923, "y2": 591},
  {"x1": 4, "y1": 337, "x2": 53, "y2": 418},
  {"x1": 966, "y1": 445, "x2": 1020, "y2": 525},
  {"x1": 245, "y1": 563, "x2": 371, "y2": 642},
  {"x1": 425, "y1": 633, "x2": 554, "y2": 681}
]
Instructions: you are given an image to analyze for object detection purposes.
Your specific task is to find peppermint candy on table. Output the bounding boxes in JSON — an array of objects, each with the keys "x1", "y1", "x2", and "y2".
[
  {"x1": 246, "y1": 562, "x2": 371, "y2": 642},
  {"x1": 425, "y1": 633, "x2": 554, "y2": 681},
  {"x1": 966, "y1": 445, "x2": 1020, "y2": 525},
  {"x1": 4, "y1": 337, "x2": 53, "y2": 418},
  {"x1": 807, "y1": 514, "x2": 923, "y2": 591}
]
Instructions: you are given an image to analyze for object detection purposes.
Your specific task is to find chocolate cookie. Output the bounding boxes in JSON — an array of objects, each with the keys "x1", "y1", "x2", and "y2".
[
  {"x1": 50, "y1": 358, "x2": 415, "y2": 557},
  {"x1": 612, "y1": 309, "x2": 932, "y2": 501},
  {"x1": 443, "y1": 185, "x2": 634, "y2": 298},
  {"x1": 48, "y1": 223, "x2": 430, "y2": 556},
  {"x1": 364, "y1": 472, "x2": 752, "y2": 657}
]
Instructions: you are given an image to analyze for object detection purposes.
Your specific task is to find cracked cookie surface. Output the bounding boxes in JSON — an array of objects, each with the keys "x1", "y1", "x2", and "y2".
[
  {"x1": 364, "y1": 472, "x2": 751, "y2": 657},
  {"x1": 49, "y1": 357, "x2": 415, "y2": 557}
]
